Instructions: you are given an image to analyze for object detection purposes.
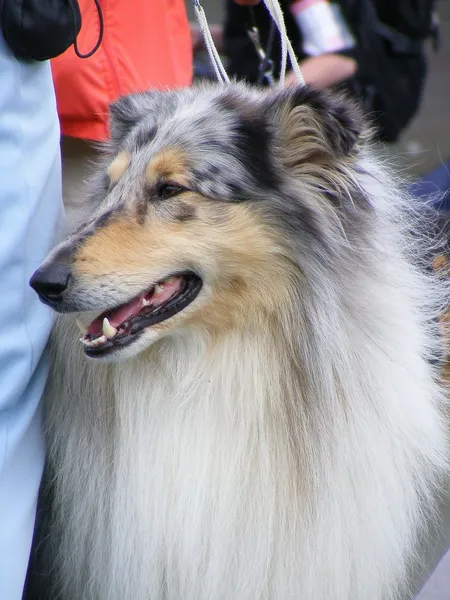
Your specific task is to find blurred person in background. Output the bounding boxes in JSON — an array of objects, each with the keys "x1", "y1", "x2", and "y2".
[
  {"x1": 0, "y1": 0, "x2": 74, "y2": 597},
  {"x1": 224, "y1": 0, "x2": 438, "y2": 144},
  {"x1": 226, "y1": 0, "x2": 358, "y2": 89},
  {"x1": 0, "y1": 42, "x2": 62, "y2": 600}
]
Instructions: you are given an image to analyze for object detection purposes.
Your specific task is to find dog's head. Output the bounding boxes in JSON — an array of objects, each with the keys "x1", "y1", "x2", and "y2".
[{"x1": 30, "y1": 83, "x2": 368, "y2": 361}]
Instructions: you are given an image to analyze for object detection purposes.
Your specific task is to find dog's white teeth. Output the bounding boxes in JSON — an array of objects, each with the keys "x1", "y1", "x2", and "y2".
[
  {"x1": 91, "y1": 335, "x2": 107, "y2": 347},
  {"x1": 102, "y1": 317, "x2": 117, "y2": 339},
  {"x1": 80, "y1": 334, "x2": 108, "y2": 348},
  {"x1": 76, "y1": 319, "x2": 88, "y2": 334},
  {"x1": 142, "y1": 298, "x2": 151, "y2": 307},
  {"x1": 154, "y1": 284, "x2": 164, "y2": 295}
]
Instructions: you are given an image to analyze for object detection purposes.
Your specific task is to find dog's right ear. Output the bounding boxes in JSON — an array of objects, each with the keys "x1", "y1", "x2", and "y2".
[{"x1": 263, "y1": 86, "x2": 364, "y2": 166}]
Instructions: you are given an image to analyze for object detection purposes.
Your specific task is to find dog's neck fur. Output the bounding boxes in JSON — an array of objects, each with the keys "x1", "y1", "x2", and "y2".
[{"x1": 46, "y1": 273, "x2": 445, "y2": 600}]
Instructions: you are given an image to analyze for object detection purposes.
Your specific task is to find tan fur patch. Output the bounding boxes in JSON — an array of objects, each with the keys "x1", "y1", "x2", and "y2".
[
  {"x1": 108, "y1": 151, "x2": 131, "y2": 184},
  {"x1": 73, "y1": 198, "x2": 294, "y2": 335},
  {"x1": 145, "y1": 148, "x2": 188, "y2": 186},
  {"x1": 278, "y1": 104, "x2": 332, "y2": 169}
]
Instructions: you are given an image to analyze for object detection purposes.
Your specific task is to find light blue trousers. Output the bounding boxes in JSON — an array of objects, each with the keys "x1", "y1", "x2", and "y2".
[{"x1": 0, "y1": 34, "x2": 62, "y2": 599}]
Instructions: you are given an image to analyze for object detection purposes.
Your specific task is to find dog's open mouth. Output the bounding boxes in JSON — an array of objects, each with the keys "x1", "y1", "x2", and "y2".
[{"x1": 80, "y1": 272, "x2": 202, "y2": 357}]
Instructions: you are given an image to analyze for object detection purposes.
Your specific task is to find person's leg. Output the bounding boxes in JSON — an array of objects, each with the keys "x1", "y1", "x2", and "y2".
[{"x1": 0, "y1": 34, "x2": 62, "y2": 599}]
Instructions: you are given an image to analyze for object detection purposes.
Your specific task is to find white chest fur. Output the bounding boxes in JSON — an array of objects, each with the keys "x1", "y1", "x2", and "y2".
[{"x1": 45, "y1": 318, "x2": 447, "y2": 600}]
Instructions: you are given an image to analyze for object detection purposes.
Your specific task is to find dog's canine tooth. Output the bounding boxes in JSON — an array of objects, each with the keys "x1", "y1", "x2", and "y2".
[
  {"x1": 76, "y1": 319, "x2": 88, "y2": 334},
  {"x1": 102, "y1": 317, "x2": 118, "y2": 339},
  {"x1": 142, "y1": 298, "x2": 151, "y2": 307},
  {"x1": 154, "y1": 284, "x2": 164, "y2": 295}
]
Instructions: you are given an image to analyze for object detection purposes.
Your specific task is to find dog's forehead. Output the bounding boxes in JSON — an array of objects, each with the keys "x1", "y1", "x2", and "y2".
[
  {"x1": 132, "y1": 97, "x2": 241, "y2": 155},
  {"x1": 110, "y1": 88, "x2": 278, "y2": 199}
]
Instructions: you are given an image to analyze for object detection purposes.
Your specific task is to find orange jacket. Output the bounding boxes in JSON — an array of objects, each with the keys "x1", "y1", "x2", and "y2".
[{"x1": 51, "y1": 0, "x2": 192, "y2": 142}]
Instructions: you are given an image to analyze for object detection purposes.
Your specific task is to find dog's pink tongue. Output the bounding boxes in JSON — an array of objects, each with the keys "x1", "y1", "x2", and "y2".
[
  {"x1": 87, "y1": 295, "x2": 144, "y2": 335},
  {"x1": 86, "y1": 277, "x2": 184, "y2": 336},
  {"x1": 108, "y1": 296, "x2": 145, "y2": 328}
]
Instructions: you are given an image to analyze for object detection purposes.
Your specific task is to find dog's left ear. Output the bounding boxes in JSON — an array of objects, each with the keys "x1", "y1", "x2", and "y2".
[
  {"x1": 109, "y1": 94, "x2": 146, "y2": 145},
  {"x1": 109, "y1": 91, "x2": 163, "y2": 146},
  {"x1": 263, "y1": 86, "x2": 363, "y2": 164}
]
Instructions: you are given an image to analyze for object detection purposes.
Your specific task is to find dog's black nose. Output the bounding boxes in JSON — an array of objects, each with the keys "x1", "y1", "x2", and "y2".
[{"x1": 29, "y1": 263, "x2": 71, "y2": 304}]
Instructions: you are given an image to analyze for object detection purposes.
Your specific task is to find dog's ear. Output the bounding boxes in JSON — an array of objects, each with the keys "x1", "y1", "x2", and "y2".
[
  {"x1": 109, "y1": 93, "x2": 151, "y2": 145},
  {"x1": 108, "y1": 90, "x2": 181, "y2": 147},
  {"x1": 263, "y1": 86, "x2": 363, "y2": 166}
]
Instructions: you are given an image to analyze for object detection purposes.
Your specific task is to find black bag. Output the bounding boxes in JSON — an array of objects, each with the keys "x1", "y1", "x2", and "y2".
[
  {"x1": 0, "y1": 0, "x2": 81, "y2": 61},
  {"x1": 0, "y1": 0, "x2": 103, "y2": 62}
]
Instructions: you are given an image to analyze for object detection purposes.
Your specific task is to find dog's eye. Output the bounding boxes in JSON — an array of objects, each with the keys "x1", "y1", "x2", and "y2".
[{"x1": 157, "y1": 183, "x2": 184, "y2": 199}]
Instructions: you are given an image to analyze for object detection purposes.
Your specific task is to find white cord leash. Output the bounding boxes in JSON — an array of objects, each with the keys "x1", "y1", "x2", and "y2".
[
  {"x1": 192, "y1": 0, "x2": 229, "y2": 83},
  {"x1": 263, "y1": 0, "x2": 305, "y2": 86},
  {"x1": 192, "y1": 0, "x2": 305, "y2": 87}
]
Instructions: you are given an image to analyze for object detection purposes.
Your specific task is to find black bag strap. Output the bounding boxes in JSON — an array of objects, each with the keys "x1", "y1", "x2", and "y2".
[{"x1": 73, "y1": 0, "x2": 104, "y2": 59}]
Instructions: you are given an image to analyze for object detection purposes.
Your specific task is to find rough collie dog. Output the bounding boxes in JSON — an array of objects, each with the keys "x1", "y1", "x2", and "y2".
[{"x1": 28, "y1": 83, "x2": 448, "y2": 600}]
